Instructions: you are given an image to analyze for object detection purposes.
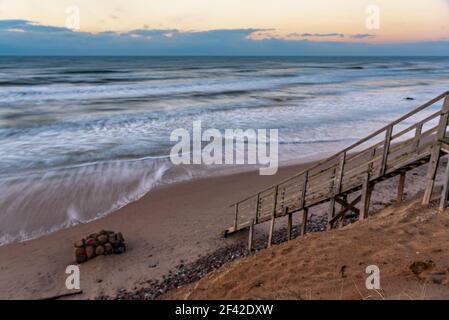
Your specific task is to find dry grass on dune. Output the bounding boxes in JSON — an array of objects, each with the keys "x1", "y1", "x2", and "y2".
[{"x1": 166, "y1": 195, "x2": 449, "y2": 300}]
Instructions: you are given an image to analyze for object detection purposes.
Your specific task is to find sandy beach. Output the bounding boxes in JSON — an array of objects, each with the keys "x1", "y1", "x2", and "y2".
[
  {"x1": 0, "y1": 162, "x2": 312, "y2": 299},
  {"x1": 0, "y1": 155, "x2": 446, "y2": 300}
]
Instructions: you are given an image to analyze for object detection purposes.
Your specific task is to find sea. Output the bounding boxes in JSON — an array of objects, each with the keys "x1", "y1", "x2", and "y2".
[{"x1": 1, "y1": 56, "x2": 449, "y2": 245}]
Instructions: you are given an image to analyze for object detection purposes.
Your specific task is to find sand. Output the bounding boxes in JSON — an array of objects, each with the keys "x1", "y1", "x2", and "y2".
[
  {"x1": 166, "y1": 194, "x2": 449, "y2": 300},
  {"x1": 0, "y1": 162, "x2": 313, "y2": 299},
  {"x1": 0, "y1": 158, "x2": 447, "y2": 300}
]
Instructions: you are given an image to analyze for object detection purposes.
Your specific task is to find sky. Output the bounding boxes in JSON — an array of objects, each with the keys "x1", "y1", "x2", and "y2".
[{"x1": 0, "y1": 0, "x2": 448, "y2": 55}]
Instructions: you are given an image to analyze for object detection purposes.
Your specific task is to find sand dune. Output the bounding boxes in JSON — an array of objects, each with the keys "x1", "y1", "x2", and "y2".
[{"x1": 166, "y1": 194, "x2": 449, "y2": 300}]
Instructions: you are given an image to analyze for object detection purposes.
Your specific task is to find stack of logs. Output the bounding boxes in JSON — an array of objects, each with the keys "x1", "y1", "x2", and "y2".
[{"x1": 74, "y1": 230, "x2": 126, "y2": 264}]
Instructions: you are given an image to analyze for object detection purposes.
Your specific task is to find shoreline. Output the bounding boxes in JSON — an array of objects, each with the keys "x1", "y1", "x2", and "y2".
[
  {"x1": 0, "y1": 150, "x2": 332, "y2": 247},
  {"x1": 0, "y1": 154, "x2": 446, "y2": 299}
]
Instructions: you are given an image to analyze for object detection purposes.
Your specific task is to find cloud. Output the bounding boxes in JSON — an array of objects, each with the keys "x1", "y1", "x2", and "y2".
[
  {"x1": 0, "y1": 19, "x2": 71, "y2": 33},
  {"x1": 349, "y1": 33, "x2": 376, "y2": 39},
  {"x1": 0, "y1": 20, "x2": 448, "y2": 56},
  {"x1": 298, "y1": 33, "x2": 345, "y2": 38}
]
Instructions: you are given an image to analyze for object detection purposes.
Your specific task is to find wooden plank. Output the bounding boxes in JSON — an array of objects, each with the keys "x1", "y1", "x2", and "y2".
[
  {"x1": 415, "y1": 123, "x2": 423, "y2": 153},
  {"x1": 334, "y1": 152, "x2": 346, "y2": 194},
  {"x1": 423, "y1": 143, "x2": 441, "y2": 205},
  {"x1": 233, "y1": 204, "x2": 239, "y2": 231},
  {"x1": 397, "y1": 172, "x2": 406, "y2": 203},
  {"x1": 272, "y1": 186, "x2": 279, "y2": 218},
  {"x1": 335, "y1": 195, "x2": 361, "y2": 216},
  {"x1": 254, "y1": 193, "x2": 260, "y2": 223},
  {"x1": 424, "y1": 97, "x2": 449, "y2": 205},
  {"x1": 268, "y1": 213, "x2": 275, "y2": 247},
  {"x1": 329, "y1": 195, "x2": 361, "y2": 225},
  {"x1": 300, "y1": 171, "x2": 308, "y2": 209},
  {"x1": 441, "y1": 142, "x2": 449, "y2": 154},
  {"x1": 301, "y1": 208, "x2": 309, "y2": 236},
  {"x1": 380, "y1": 125, "x2": 393, "y2": 176},
  {"x1": 391, "y1": 110, "x2": 440, "y2": 141},
  {"x1": 338, "y1": 195, "x2": 348, "y2": 228},
  {"x1": 440, "y1": 157, "x2": 449, "y2": 211},
  {"x1": 438, "y1": 96, "x2": 449, "y2": 139},
  {"x1": 327, "y1": 197, "x2": 336, "y2": 230},
  {"x1": 360, "y1": 173, "x2": 372, "y2": 220},
  {"x1": 286, "y1": 208, "x2": 293, "y2": 241},
  {"x1": 248, "y1": 219, "x2": 254, "y2": 252}
]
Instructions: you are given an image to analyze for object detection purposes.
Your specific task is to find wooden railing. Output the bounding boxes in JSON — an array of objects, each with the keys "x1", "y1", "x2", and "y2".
[{"x1": 225, "y1": 92, "x2": 449, "y2": 245}]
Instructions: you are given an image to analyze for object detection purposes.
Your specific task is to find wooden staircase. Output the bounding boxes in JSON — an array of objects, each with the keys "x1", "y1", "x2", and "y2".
[{"x1": 225, "y1": 92, "x2": 449, "y2": 250}]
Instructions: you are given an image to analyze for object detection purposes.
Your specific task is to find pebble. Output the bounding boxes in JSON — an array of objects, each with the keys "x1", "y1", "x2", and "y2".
[{"x1": 97, "y1": 218, "x2": 328, "y2": 300}]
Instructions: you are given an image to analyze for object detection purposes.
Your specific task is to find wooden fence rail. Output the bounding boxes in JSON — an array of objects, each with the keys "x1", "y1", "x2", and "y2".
[{"x1": 225, "y1": 92, "x2": 449, "y2": 250}]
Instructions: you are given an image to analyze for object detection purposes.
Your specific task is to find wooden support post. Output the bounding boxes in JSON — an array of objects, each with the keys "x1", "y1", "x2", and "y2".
[
  {"x1": 397, "y1": 172, "x2": 406, "y2": 203},
  {"x1": 248, "y1": 219, "x2": 254, "y2": 252},
  {"x1": 335, "y1": 152, "x2": 346, "y2": 194},
  {"x1": 287, "y1": 209, "x2": 293, "y2": 241},
  {"x1": 423, "y1": 144, "x2": 442, "y2": 205},
  {"x1": 367, "y1": 147, "x2": 376, "y2": 176},
  {"x1": 437, "y1": 96, "x2": 449, "y2": 140},
  {"x1": 327, "y1": 197, "x2": 336, "y2": 230},
  {"x1": 268, "y1": 214, "x2": 275, "y2": 247},
  {"x1": 300, "y1": 171, "x2": 308, "y2": 209},
  {"x1": 338, "y1": 195, "x2": 348, "y2": 228},
  {"x1": 424, "y1": 96, "x2": 449, "y2": 205},
  {"x1": 440, "y1": 157, "x2": 449, "y2": 211},
  {"x1": 326, "y1": 161, "x2": 341, "y2": 231},
  {"x1": 268, "y1": 185, "x2": 279, "y2": 247},
  {"x1": 254, "y1": 193, "x2": 260, "y2": 224},
  {"x1": 415, "y1": 124, "x2": 423, "y2": 154},
  {"x1": 301, "y1": 208, "x2": 308, "y2": 236},
  {"x1": 360, "y1": 173, "x2": 372, "y2": 220},
  {"x1": 380, "y1": 126, "x2": 393, "y2": 176}
]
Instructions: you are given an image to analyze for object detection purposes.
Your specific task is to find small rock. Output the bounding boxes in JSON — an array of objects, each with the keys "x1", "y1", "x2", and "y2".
[
  {"x1": 109, "y1": 234, "x2": 118, "y2": 244},
  {"x1": 74, "y1": 239, "x2": 85, "y2": 248},
  {"x1": 74, "y1": 247, "x2": 87, "y2": 263},
  {"x1": 85, "y1": 245, "x2": 96, "y2": 259},
  {"x1": 97, "y1": 234, "x2": 108, "y2": 244},
  {"x1": 104, "y1": 243, "x2": 113, "y2": 254},
  {"x1": 96, "y1": 245, "x2": 105, "y2": 256},
  {"x1": 85, "y1": 237, "x2": 98, "y2": 246}
]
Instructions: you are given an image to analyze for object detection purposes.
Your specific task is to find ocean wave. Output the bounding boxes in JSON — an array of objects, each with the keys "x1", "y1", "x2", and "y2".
[{"x1": 0, "y1": 73, "x2": 338, "y2": 103}]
